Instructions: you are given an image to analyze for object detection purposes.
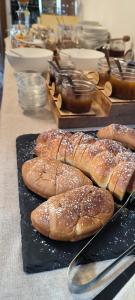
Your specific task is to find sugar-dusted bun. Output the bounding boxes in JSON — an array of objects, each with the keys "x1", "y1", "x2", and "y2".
[
  {"x1": 31, "y1": 185, "x2": 114, "y2": 241},
  {"x1": 34, "y1": 128, "x2": 135, "y2": 200},
  {"x1": 97, "y1": 124, "x2": 135, "y2": 150},
  {"x1": 22, "y1": 157, "x2": 92, "y2": 198}
]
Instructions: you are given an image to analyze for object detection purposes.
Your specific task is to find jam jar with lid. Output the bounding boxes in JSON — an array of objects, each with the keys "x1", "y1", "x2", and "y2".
[
  {"x1": 61, "y1": 79, "x2": 96, "y2": 113},
  {"x1": 110, "y1": 66, "x2": 135, "y2": 99}
]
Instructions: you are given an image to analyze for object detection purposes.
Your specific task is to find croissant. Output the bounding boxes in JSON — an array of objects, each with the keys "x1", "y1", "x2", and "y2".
[
  {"x1": 31, "y1": 185, "x2": 114, "y2": 241},
  {"x1": 97, "y1": 124, "x2": 135, "y2": 150},
  {"x1": 22, "y1": 157, "x2": 92, "y2": 198}
]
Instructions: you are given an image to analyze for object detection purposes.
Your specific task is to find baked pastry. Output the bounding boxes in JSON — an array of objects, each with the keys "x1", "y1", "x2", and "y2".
[
  {"x1": 22, "y1": 157, "x2": 92, "y2": 198},
  {"x1": 97, "y1": 124, "x2": 135, "y2": 150},
  {"x1": 31, "y1": 185, "x2": 114, "y2": 241},
  {"x1": 34, "y1": 129, "x2": 135, "y2": 200},
  {"x1": 35, "y1": 129, "x2": 70, "y2": 159}
]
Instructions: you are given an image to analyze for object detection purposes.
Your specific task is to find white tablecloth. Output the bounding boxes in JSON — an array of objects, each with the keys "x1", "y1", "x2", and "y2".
[{"x1": 0, "y1": 45, "x2": 134, "y2": 299}]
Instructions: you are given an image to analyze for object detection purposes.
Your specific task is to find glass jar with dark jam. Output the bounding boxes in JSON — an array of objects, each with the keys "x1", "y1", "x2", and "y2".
[
  {"x1": 110, "y1": 66, "x2": 135, "y2": 99},
  {"x1": 61, "y1": 79, "x2": 96, "y2": 113},
  {"x1": 55, "y1": 69, "x2": 87, "y2": 96},
  {"x1": 98, "y1": 57, "x2": 127, "y2": 87}
]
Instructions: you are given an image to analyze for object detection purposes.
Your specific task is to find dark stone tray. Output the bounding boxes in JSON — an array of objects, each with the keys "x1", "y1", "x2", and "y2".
[{"x1": 16, "y1": 133, "x2": 135, "y2": 274}]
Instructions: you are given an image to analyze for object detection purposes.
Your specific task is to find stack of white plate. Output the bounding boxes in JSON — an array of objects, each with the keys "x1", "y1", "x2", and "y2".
[{"x1": 79, "y1": 21, "x2": 110, "y2": 50}]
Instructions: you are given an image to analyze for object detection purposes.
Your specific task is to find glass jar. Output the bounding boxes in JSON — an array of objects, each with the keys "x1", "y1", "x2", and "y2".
[
  {"x1": 98, "y1": 57, "x2": 127, "y2": 87},
  {"x1": 110, "y1": 66, "x2": 135, "y2": 99},
  {"x1": 48, "y1": 52, "x2": 75, "y2": 87},
  {"x1": 9, "y1": 24, "x2": 29, "y2": 48},
  {"x1": 16, "y1": 72, "x2": 47, "y2": 112},
  {"x1": 61, "y1": 79, "x2": 96, "y2": 113},
  {"x1": 55, "y1": 69, "x2": 87, "y2": 96},
  {"x1": 109, "y1": 39, "x2": 125, "y2": 58},
  {"x1": 57, "y1": 25, "x2": 76, "y2": 49}
]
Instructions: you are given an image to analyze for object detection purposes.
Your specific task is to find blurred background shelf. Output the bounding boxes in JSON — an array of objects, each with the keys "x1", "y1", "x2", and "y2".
[{"x1": 10, "y1": 0, "x2": 78, "y2": 25}]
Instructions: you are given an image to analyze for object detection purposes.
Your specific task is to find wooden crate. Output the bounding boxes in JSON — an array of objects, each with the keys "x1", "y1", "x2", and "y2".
[{"x1": 48, "y1": 85, "x2": 135, "y2": 129}]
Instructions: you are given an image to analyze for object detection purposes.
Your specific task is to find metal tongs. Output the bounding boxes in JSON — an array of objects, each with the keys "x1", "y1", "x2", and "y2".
[{"x1": 67, "y1": 192, "x2": 135, "y2": 294}]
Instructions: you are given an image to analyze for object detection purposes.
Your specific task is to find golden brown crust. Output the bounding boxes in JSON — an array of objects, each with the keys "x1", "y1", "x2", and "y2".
[
  {"x1": 115, "y1": 151, "x2": 135, "y2": 164},
  {"x1": 78, "y1": 143, "x2": 101, "y2": 175},
  {"x1": 108, "y1": 166, "x2": 119, "y2": 194},
  {"x1": 92, "y1": 139, "x2": 127, "y2": 155},
  {"x1": 22, "y1": 157, "x2": 92, "y2": 198},
  {"x1": 57, "y1": 132, "x2": 72, "y2": 162},
  {"x1": 89, "y1": 150, "x2": 116, "y2": 188},
  {"x1": 73, "y1": 143, "x2": 88, "y2": 171},
  {"x1": 97, "y1": 124, "x2": 135, "y2": 150},
  {"x1": 65, "y1": 132, "x2": 85, "y2": 166},
  {"x1": 22, "y1": 158, "x2": 57, "y2": 198},
  {"x1": 35, "y1": 130, "x2": 67, "y2": 159},
  {"x1": 113, "y1": 162, "x2": 135, "y2": 200},
  {"x1": 31, "y1": 185, "x2": 114, "y2": 241},
  {"x1": 73, "y1": 135, "x2": 97, "y2": 172}
]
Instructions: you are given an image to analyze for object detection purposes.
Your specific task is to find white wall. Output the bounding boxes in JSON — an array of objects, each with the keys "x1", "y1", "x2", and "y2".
[{"x1": 81, "y1": 0, "x2": 135, "y2": 39}]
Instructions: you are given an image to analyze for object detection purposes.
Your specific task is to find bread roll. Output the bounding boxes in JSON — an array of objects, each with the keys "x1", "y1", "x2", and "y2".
[
  {"x1": 97, "y1": 124, "x2": 135, "y2": 150},
  {"x1": 31, "y1": 185, "x2": 114, "y2": 241},
  {"x1": 22, "y1": 157, "x2": 92, "y2": 198},
  {"x1": 34, "y1": 129, "x2": 135, "y2": 200}
]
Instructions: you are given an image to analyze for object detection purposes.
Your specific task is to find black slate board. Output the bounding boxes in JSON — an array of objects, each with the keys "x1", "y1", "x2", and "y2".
[{"x1": 16, "y1": 133, "x2": 135, "y2": 274}]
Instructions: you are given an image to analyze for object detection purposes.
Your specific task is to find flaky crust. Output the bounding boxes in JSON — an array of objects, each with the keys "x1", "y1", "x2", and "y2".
[
  {"x1": 97, "y1": 124, "x2": 135, "y2": 150},
  {"x1": 22, "y1": 157, "x2": 92, "y2": 198},
  {"x1": 31, "y1": 185, "x2": 114, "y2": 241}
]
